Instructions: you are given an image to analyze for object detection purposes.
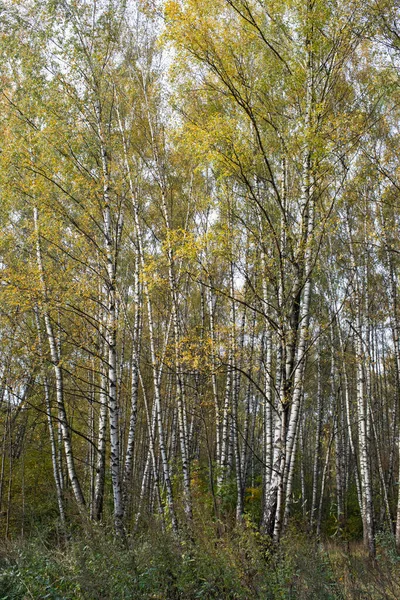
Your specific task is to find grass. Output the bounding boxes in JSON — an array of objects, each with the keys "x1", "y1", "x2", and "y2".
[{"x1": 0, "y1": 521, "x2": 399, "y2": 599}]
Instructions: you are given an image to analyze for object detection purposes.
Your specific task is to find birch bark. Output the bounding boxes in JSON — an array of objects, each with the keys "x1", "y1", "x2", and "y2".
[{"x1": 34, "y1": 207, "x2": 86, "y2": 511}]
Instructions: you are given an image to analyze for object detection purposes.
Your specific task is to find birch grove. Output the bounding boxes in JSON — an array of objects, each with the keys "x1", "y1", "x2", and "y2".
[{"x1": 1, "y1": 0, "x2": 400, "y2": 561}]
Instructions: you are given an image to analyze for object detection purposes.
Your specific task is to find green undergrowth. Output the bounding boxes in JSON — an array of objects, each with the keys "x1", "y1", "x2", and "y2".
[{"x1": 0, "y1": 521, "x2": 399, "y2": 599}]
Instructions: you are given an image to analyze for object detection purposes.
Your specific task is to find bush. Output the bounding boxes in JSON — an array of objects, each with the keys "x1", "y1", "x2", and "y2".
[{"x1": 1, "y1": 523, "x2": 400, "y2": 599}]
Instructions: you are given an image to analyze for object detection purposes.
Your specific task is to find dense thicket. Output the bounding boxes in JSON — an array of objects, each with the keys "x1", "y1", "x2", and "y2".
[{"x1": 0, "y1": 0, "x2": 400, "y2": 565}]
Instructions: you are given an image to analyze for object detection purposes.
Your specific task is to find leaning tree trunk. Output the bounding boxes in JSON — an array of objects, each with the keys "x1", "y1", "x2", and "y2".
[
  {"x1": 34, "y1": 306, "x2": 66, "y2": 528},
  {"x1": 34, "y1": 207, "x2": 86, "y2": 512}
]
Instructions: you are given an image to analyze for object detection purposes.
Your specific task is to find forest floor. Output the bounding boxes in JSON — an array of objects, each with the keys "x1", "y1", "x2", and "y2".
[{"x1": 0, "y1": 523, "x2": 399, "y2": 599}]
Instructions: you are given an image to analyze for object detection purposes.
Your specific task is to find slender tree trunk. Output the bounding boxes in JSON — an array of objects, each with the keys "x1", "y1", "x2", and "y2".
[
  {"x1": 34, "y1": 307, "x2": 66, "y2": 528},
  {"x1": 310, "y1": 334, "x2": 323, "y2": 530},
  {"x1": 316, "y1": 426, "x2": 334, "y2": 538},
  {"x1": 207, "y1": 284, "x2": 221, "y2": 465},
  {"x1": 34, "y1": 207, "x2": 85, "y2": 511},
  {"x1": 122, "y1": 251, "x2": 141, "y2": 516},
  {"x1": 93, "y1": 357, "x2": 108, "y2": 521}
]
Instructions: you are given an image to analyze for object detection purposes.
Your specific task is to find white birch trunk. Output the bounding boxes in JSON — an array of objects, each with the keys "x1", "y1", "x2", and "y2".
[
  {"x1": 310, "y1": 335, "x2": 323, "y2": 530},
  {"x1": 122, "y1": 251, "x2": 141, "y2": 513},
  {"x1": 34, "y1": 307, "x2": 66, "y2": 528},
  {"x1": 34, "y1": 207, "x2": 86, "y2": 511}
]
